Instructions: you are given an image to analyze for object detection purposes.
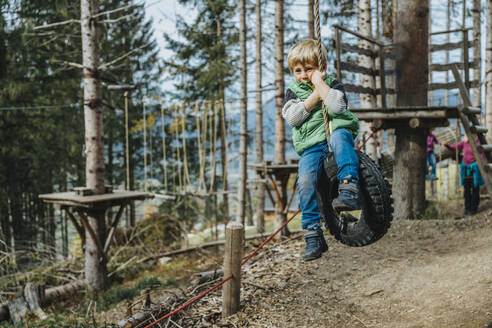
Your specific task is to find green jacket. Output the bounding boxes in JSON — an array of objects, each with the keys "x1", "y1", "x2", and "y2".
[{"x1": 287, "y1": 75, "x2": 359, "y2": 154}]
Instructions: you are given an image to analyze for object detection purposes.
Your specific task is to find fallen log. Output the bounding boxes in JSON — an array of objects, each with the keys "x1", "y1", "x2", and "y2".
[
  {"x1": 0, "y1": 280, "x2": 86, "y2": 323},
  {"x1": 111, "y1": 292, "x2": 179, "y2": 328}
]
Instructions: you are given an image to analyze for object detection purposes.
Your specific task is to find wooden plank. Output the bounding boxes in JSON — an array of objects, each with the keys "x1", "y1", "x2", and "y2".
[
  {"x1": 344, "y1": 83, "x2": 395, "y2": 95},
  {"x1": 429, "y1": 80, "x2": 479, "y2": 91},
  {"x1": 76, "y1": 209, "x2": 107, "y2": 264},
  {"x1": 452, "y1": 66, "x2": 491, "y2": 162},
  {"x1": 477, "y1": 144, "x2": 492, "y2": 153},
  {"x1": 430, "y1": 40, "x2": 474, "y2": 52},
  {"x1": 430, "y1": 61, "x2": 477, "y2": 72},
  {"x1": 470, "y1": 125, "x2": 488, "y2": 134},
  {"x1": 338, "y1": 61, "x2": 377, "y2": 76},
  {"x1": 430, "y1": 27, "x2": 472, "y2": 35},
  {"x1": 39, "y1": 190, "x2": 152, "y2": 205},
  {"x1": 332, "y1": 24, "x2": 385, "y2": 47},
  {"x1": 268, "y1": 175, "x2": 284, "y2": 210},
  {"x1": 457, "y1": 111, "x2": 492, "y2": 196},
  {"x1": 350, "y1": 105, "x2": 458, "y2": 111},
  {"x1": 451, "y1": 64, "x2": 492, "y2": 196},
  {"x1": 340, "y1": 42, "x2": 377, "y2": 57},
  {"x1": 354, "y1": 110, "x2": 454, "y2": 120},
  {"x1": 103, "y1": 202, "x2": 127, "y2": 254},
  {"x1": 283, "y1": 176, "x2": 298, "y2": 215},
  {"x1": 63, "y1": 208, "x2": 85, "y2": 245},
  {"x1": 462, "y1": 106, "x2": 481, "y2": 114}
]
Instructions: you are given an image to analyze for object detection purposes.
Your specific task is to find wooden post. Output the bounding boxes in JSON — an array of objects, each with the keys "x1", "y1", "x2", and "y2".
[{"x1": 222, "y1": 222, "x2": 243, "y2": 317}]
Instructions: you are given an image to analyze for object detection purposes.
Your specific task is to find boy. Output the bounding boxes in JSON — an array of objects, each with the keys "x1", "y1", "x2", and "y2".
[{"x1": 282, "y1": 39, "x2": 360, "y2": 261}]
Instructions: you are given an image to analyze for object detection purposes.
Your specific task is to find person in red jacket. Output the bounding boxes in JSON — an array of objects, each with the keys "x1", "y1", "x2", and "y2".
[{"x1": 444, "y1": 135, "x2": 486, "y2": 215}]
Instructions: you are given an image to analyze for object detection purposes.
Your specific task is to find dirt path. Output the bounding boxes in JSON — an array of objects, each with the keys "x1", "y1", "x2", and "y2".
[{"x1": 227, "y1": 202, "x2": 492, "y2": 328}]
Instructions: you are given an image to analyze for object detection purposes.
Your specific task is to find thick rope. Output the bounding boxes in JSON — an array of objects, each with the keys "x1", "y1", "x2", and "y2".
[{"x1": 314, "y1": 0, "x2": 330, "y2": 145}]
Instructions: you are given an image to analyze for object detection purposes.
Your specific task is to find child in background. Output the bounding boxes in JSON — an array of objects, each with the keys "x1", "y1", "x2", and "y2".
[
  {"x1": 444, "y1": 135, "x2": 486, "y2": 216},
  {"x1": 426, "y1": 128, "x2": 439, "y2": 180},
  {"x1": 282, "y1": 39, "x2": 360, "y2": 261}
]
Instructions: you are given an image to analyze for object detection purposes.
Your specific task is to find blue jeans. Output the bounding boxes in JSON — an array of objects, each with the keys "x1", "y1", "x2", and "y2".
[
  {"x1": 298, "y1": 128, "x2": 359, "y2": 231},
  {"x1": 427, "y1": 151, "x2": 436, "y2": 176}
]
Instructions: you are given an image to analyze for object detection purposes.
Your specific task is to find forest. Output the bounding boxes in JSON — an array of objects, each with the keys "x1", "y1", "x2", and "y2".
[{"x1": 0, "y1": 0, "x2": 492, "y2": 327}]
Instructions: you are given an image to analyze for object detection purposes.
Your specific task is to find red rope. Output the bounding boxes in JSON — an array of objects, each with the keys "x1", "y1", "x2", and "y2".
[
  {"x1": 357, "y1": 129, "x2": 378, "y2": 151},
  {"x1": 242, "y1": 209, "x2": 301, "y2": 265},
  {"x1": 143, "y1": 274, "x2": 233, "y2": 328},
  {"x1": 144, "y1": 209, "x2": 302, "y2": 328}
]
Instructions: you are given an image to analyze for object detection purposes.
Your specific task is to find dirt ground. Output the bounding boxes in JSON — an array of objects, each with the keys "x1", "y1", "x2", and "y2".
[{"x1": 221, "y1": 199, "x2": 492, "y2": 328}]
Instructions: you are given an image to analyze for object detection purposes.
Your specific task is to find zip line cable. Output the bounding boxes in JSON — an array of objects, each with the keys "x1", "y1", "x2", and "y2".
[{"x1": 0, "y1": 104, "x2": 80, "y2": 111}]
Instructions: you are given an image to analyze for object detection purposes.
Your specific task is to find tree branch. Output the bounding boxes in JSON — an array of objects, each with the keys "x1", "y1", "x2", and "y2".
[
  {"x1": 92, "y1": 4, "x2": 136, "y2": 19},
  {"x1": 98, "y1": 42, "x2": 153, "y2": 71},
  {"x1": 33, "y1": 19, "x2": 80, "y2": 31},
  {"x1": 51, "y1": 59, "x2": 85, "y2": 70},
  {"x1": 100, "y1": 13, "x2": 136, "y2": 24}
]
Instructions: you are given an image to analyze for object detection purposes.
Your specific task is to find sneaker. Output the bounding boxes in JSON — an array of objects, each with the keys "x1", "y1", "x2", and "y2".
[
  {"x1": 302, "y1": 230, "x2": 328, "y2": 261},
  {"x1": 431, "y1": 174, "x2": 438, "y2": 180},
  {"x1": 425, "y1": 174, "x2": 432, "y2": 180},
  {"x1": 332, "y1": 179, "x2": 362, "y2": 211}
]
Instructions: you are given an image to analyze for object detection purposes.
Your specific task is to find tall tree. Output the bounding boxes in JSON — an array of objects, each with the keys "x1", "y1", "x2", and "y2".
[
  {"x1": 308, "y1": 0, "x2": 314, "y2": 39},
  {"x1": 237, "y1": 0, "x2": 247, "y2": 226},
  {"x1": 274, "y1": 0, "x2": 288, "y2": 236},
  {"x1": 163, "y1": 0, "x2": 237, "y2": 225},
  {"x1": 357, "y1": 0, "x2": 377, "y2": 160},
  {"x1": 81, "y1": 0, "x2": 107, "y2": 291},
  {"x1": 486, "y1": 0, "x2": 492, "y2": 143},
  {"x1": 254, "y1": 0, "x2": 265, "y2": 233},
  {"x1": 472, "y1": 0, "x2": 481, "y2": 108},
  {"x1": 393, "y1": 0, "x2": 429, "y2": 219}
]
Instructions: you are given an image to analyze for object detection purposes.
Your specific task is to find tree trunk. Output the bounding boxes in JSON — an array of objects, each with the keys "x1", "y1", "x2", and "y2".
[
  {"x1": 81, "y1": 0, "x2": 107, "y2": 291},
  {"x1": 357, "y1": 0, "x2": 377, "y2": 160},
  {"x1": 274, "y1": 0, "x2": 288, "y2": 236},
  {"x1": 383, "y1": 0, "x2": 395, "y2": 153},
  {"x1": 216, "y1": 16, "x2": 229, "y2": 225},
  {"x1": 255, "y1": 0, "x2": 265, "y2": 234},
  {"x1": 486, "y1": 0, "x2": 492, "y2": 143},
  {"x1": 393, "y1": 0, "x2": 428, "y2": 219},
  {"x1": 48, "y1": 204, "x2": 56, "y2": 259},
  {"x1": 237, "y1": 0, "x2": 247, "y2": 226},
  {"x1": 473, "y1": 0, "x2": 481, "y2": 108},
  {"x1": 308, "y1": 0, "x2": 314, "y2": 39},
  {"x1": 0, "y1": 199, "x2": 10, "y2": 253}
]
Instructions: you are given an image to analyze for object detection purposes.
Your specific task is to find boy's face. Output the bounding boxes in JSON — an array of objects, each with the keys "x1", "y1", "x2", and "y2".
[{"x1": 292, "y1": 63, "x2": 317, "y2": 83}]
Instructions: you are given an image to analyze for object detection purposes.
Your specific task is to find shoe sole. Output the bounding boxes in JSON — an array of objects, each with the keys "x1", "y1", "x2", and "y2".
[
  {"x1": 332, "y1": 204, "x2": 362, "y2": 212},
  {"x1": 302, "y1": 253, "x2": 322, "y2": 261}
]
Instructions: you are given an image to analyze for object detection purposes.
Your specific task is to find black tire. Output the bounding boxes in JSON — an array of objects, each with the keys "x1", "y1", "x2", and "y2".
[{"x1": 317, "y1": 150, "x2": 393, "y2": 247}]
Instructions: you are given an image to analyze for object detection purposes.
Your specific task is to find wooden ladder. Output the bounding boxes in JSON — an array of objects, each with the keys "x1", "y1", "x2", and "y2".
[{"x1": 451, "y1": 64, "x2": 492, "y2": 197}]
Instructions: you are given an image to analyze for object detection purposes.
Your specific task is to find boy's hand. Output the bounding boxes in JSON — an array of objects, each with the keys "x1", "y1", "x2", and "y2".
[{"x1": 309, "y1": 70, "x2": 326, "y2": 87}]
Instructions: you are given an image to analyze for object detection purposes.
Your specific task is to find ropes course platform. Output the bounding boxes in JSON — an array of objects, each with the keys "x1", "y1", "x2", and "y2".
[{"x1": 39, "y1": 190, "x2": 153, "y2": 209}]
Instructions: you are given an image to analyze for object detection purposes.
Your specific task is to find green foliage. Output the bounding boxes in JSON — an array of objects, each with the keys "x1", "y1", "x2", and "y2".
[
  {"x1": 0, "y1": 0, "x2": 161, "y2": 270},
  {"x1": 417, "y1": 203, "x2": 443, "y2": 220},
  {"x1": 136, "y1": 212, "x2": 184, "y2": 250},
  {"x1": 99, "y1": 276, "x2": 163, "y2": 311}
]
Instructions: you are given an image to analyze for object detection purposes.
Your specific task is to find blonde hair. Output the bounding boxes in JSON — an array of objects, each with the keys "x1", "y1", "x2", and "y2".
[{"x1": 287, "y1": 39, "x2": 328, "y2": 72}]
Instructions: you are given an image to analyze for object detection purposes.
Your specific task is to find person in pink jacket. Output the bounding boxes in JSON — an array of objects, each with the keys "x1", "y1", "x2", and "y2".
[{"x1": 444, "y1": 135, "x2": 486, "y2": 215}]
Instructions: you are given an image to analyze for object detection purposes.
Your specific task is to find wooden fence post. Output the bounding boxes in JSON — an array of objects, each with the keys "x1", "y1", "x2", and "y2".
[{"x1": 222, "y1": 222, "x2": 243, "y2": 317}]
